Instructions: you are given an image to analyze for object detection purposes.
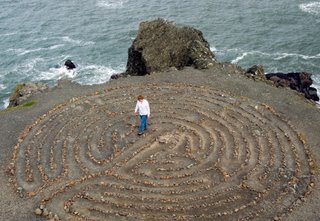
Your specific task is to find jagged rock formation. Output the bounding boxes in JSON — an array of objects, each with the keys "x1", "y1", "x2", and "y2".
[
  {"x1": 245, "y1": 64, "x2": 266, "y2": 81},
  {"x1": 8, "y1": 82, "x2": 48, "y2": 107},
  {"x1": 266, "y1": 72, "x2": 319, "y2": 101},
  {"x1": 125, "y1": 19, "x2": 215, "y2": 76}
]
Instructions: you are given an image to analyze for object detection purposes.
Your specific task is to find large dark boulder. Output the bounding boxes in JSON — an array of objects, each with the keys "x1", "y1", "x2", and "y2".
[
  {"x1": 8, "y1": 82, "x2": 48, "y2": 107},
  {"x1": 265, "y1": 72, "x2": 319, "y2": 101},
  {"x1": 125, "y1": 19, "x2": 215, "y2": 76}
]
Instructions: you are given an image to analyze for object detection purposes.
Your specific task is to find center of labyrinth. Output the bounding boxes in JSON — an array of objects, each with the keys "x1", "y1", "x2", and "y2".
[{"x1": 10, "y1": 83, "x2": 316, "y2": 220}]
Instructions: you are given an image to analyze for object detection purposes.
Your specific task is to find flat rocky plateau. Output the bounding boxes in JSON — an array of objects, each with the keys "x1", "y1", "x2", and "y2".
[{"x1": 1, "y1": 65, "x2": 320, "y2": 221}]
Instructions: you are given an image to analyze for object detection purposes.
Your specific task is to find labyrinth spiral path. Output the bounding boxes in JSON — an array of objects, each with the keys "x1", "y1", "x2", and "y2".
[{"x1": 10, "y1": 83, "x2": 316, "y2": 220}]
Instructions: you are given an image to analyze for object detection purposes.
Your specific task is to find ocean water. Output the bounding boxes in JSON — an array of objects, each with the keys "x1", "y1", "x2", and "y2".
[{"x1": 0, "y1": 0, "x2": 319, "y2": 109}]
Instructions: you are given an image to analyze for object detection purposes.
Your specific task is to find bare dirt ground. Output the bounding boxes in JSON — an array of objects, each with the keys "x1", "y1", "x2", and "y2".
[{"x1": 1, "y1": 65, "x2": 320, "y2": 221}]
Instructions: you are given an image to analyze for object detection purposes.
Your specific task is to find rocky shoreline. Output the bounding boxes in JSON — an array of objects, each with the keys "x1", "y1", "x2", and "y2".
[{"x1": 1, "y1": 19, "x2": 320, "y2": 221}]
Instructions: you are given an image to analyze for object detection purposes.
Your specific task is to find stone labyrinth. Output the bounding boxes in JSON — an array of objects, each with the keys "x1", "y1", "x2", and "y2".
[{"x1": 10, "y1": 83, "x2": 316, "y2": 220}]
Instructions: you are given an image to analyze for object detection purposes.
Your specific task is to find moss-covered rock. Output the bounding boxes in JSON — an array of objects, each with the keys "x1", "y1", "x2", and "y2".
[{"x1": 9, "y1": 82, "x2": 48, "y2": 107}]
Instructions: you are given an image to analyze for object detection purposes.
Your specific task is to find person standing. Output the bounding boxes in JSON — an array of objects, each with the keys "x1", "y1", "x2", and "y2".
[{"x1": 134, "y1": 95, "x2": 150, "y2": 135}]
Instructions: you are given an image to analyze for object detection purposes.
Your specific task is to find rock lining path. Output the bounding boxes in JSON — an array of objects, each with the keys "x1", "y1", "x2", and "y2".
[{"x1": 1, "y1": 66, "x2": 320, "y2": 220}]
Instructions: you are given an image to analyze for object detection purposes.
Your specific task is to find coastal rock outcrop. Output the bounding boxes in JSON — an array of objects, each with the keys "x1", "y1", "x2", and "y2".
[
  {"x1": 245, "y1": 65, "x2": 266, "y2": 81},
  {"x1": 9, "y1": 82, "x2": 48, "y2": 107},
  {"x1": 266, "y1": 72, "x2": 319, "y2": 101},
  {"x1": 125, "y1": 18, "x2": 215, "y2": 76}
]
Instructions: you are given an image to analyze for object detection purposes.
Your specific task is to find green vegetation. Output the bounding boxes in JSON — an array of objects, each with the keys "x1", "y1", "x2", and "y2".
[
  {"x1": 0, "y1": 100, "x2": 37, "y2": 114},
  {"x1": 22, "y1": 100, "x2": 37, "y2": 107},
  {"x1": 14, "y1": 83, "x2": 24, "y2": 93}
]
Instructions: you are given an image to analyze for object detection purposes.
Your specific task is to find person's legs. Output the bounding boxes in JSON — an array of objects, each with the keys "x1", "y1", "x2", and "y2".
[
  {"x1": 139, "y1": 115, "x2": 147, "y2": 134},
  {"x1": 139, "y1": 115, "x2": 144, "y2": 133},
  {"x1": 144, "y1": 116, "x2": 148, "y2": 130}
]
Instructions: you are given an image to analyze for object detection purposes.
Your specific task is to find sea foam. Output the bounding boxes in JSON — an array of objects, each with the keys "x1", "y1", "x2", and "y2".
[
  {"x1": 7, "y1": 44, "x2": 65, "y2": 56},
  {"x1": 37, "y1": 63, "x2": 124, "y2": 85},
  {"x1": 227, "y1": 48, "x2": 320, "y2": 64},
  {"x1": 61, "y1": 36, "x2": 95, "y2": 46},
  {"x1": 230, "y1": 50, "x2": 271, "y2": 63},
  {"x1": 38, "y1": 66, "x2": 77, "y2": 82},
  {"x1": 0, "y1": 32, "x2": 17, "y2": 37},
  {"x1": 210, "y1": 46, "x2": 217, "y2": 52},
  {"x1": 14, "y1": 57, "x2": 45, "y2": 74},
  {"x1": 97, "y1": 0, "x2": 128, "y2": 9},
  {"x1": 3, "y1": 98, "x2": 9, "y2": 109},
  {"x1": 231, "y1": 52, "x2": 249, "y2": 64},
  {"x1": 274, "y1": 52, "x2": 320, "y2": 60},
  {"x1": 0, "y1": 83, "x2": 6, "y2": 90},
  {"x1": 75, "y1": 65, "x2": 124, "y2": 85},
  {"x1": 311, "y1": 75, "x2": 320, "y2": 105},
  {"x1": 299, "y1": 2, "x2": 320, "y2": 15}
]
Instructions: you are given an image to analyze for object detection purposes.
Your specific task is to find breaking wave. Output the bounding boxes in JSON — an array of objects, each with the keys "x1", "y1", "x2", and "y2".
[
  {"x1": 228, "y1": 50, "x2": 320, "y2": 64},
  {"x1": 61, "y1": 36, "x2": 95, "y2": 46},
  {"x1": 74, "y1": 64, "x2": 124, "y2": 85},
  {"x1": 6, "y1": 44, "x2": 64, "y2": 56},
  {"x1": 96, "y1": 0, "x2": 128, "y2": 9}
]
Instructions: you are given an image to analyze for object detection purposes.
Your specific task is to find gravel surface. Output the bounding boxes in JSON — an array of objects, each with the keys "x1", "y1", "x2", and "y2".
[{"x1": 1, "y1": 65, "x2": 320, "y2": 221}]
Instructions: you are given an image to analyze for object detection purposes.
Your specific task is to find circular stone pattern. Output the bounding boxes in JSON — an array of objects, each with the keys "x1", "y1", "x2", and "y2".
[{"x1": 11, "y1": 83, "x2": 315, "y2": 220}]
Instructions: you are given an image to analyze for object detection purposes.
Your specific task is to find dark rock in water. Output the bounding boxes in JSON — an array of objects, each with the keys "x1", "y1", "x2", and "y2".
[
  {"x1": 265, "y1": 72, "x2": 319, "y2": 101},
  {"x1": 8, "y1": 82, "x2": 48, "y2": 107},
  {"x1": 126, "y1": 18, "x2": 215, "y2": 76},
  {"x1": 245, "y1": 65, "x2": 266, "y2": 81},
  {"x1": 64, "y1": 59, "x2": 76, "y2": 70}
]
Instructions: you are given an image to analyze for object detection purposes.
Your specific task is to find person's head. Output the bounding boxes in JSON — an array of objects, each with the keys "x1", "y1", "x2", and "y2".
[{"x1": 137, "y1": 95, "x2": 144, "y2": 101}]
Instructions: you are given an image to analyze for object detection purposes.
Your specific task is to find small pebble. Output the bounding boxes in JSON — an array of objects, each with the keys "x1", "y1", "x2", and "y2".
[
  {"x1": 43, "y1": 208, "x2": 49, "y2": 216},
  {"x1": 35, "y1": 208, "x2": 42, "y2": 215}
]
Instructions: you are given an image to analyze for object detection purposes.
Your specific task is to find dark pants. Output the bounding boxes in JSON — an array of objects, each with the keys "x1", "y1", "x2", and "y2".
[{"x1": 139, "y1": 115, "x2": 148, "y2": 133}]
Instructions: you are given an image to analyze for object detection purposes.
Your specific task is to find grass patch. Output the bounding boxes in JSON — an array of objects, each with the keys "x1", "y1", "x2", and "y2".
[
  {"x1": 14, "y1": 83, "x2": 24, "y2": 93},
  {"x1": 0, "y1": 100, "x2": 37, "y2": 114},
  {"x1": 22, "y1": 100, "x2": 37, "y2": 107}
]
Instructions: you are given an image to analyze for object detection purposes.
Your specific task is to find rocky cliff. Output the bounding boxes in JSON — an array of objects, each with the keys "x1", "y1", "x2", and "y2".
[{"x1": 125, "y1": 18, "x2": 215, "y2": 76}]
